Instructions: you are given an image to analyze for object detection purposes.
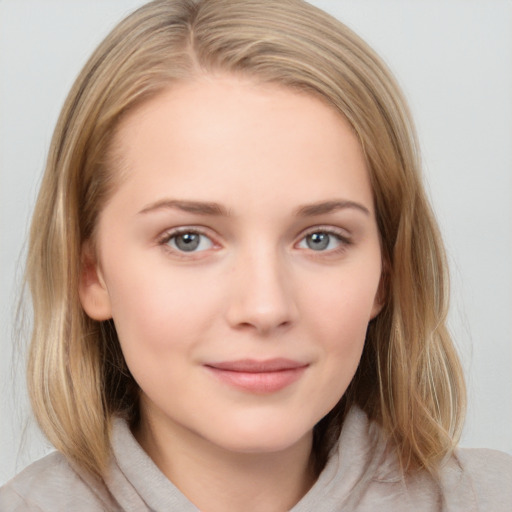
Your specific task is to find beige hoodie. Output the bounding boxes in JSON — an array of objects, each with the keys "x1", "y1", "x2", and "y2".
[{"x1": 1, "y1": 407, "x2": 511, "y2": 511}]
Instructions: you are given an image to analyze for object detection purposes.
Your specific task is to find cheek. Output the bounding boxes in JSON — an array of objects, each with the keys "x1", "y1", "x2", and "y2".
[
  {"x1": 305, "y1": 261, "x2": 380, "y2": 342},
  {"x1": 104, "y1": 263, "x2": 221, "y2": 363},
  {"x1": 302, "y1": 259, "x2": 380, "y2": 387},
  {"x1": 315, "y1": 297, "x2": 368, "y2": 383},
  {"x1": 105, "y1": 272, "x2": 221, "y2": 404}
]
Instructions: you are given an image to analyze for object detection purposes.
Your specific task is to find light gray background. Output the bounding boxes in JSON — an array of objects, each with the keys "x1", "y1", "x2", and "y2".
[{"x1": 1, "y1": 0, "x2": 511, "y2": 485}]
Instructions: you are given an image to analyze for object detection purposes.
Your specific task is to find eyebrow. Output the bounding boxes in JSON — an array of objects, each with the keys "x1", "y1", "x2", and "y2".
[
  {"x1": 138, "y1": 199, "x2": 230, "y2": 216},
  {"x1": 138, "y1": 198, "x2": 370, "y2": 217},
  {"x1": 295, "y1": 199, "x2": 370, "y2": 217}
]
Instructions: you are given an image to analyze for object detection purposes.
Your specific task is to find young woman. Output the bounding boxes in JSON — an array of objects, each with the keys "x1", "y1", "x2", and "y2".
[{"x1": 1, "y1": 0, "x2": 511, "y2": 510}]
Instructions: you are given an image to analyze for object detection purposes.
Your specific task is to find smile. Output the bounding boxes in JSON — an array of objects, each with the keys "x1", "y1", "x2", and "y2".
[{"x1": 204, "y1": 358, "x2": 309, "y2": 393}]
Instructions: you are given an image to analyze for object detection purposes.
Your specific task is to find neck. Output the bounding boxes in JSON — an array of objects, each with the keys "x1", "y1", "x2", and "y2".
[{"x1": 135, "y1": 414, "x2": 316, "y2": 512}]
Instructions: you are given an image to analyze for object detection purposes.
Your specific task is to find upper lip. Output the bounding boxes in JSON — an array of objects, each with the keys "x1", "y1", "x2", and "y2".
[{"x1": 205, "y1": 358, "x2": 308, "y2": 373}]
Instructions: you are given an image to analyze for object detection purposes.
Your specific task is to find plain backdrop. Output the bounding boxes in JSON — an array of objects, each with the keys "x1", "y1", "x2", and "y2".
[{"x1": 1, "y1": 0, "x2": 511, "y2": 485}]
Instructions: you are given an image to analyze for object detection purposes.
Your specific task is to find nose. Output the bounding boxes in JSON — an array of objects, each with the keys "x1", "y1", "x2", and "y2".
[{"x1": 225, "y1": 247, "x2": 298, "y2": 336}]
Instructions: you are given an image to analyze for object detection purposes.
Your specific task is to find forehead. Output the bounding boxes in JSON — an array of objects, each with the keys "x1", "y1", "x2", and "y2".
[{"x1": 106, "y1": 75, "x2": 373, "y2": 217}]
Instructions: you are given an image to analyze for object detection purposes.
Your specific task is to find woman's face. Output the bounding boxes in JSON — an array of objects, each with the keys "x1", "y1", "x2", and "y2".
[{"x1": 80, "y1": 76, "x2": 383, "y2": 454}]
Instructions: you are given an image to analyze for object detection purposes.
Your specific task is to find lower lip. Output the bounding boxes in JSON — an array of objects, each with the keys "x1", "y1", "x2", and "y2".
[{"x1": 205, "y1": 366, "x2": 307, "y2": 393}]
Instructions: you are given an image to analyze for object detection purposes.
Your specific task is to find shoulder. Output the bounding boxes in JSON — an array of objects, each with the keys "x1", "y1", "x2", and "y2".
[
  {"x1": 0, "y1": 451, "x2": 118, "y2": 512},
  {"x1": 371, "y1": 446, "x2": 512, "y2": 511},
  {"x1": 451, "y1": 447, "x2": 512, "y2": 511}
]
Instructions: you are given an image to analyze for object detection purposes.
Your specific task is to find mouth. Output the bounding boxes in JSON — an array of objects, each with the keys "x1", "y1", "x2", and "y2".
[{"x1": 204, "y1": 358, "x2": 309, "y2": 393}]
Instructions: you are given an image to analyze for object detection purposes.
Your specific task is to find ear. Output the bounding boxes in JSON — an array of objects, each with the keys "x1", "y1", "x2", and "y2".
[
  {"x1": 370, "y1": 262, "x2": 389, "y2": 320},
  {"x1": 78, "y1": 241, "x2": 112, "y2": 321}
]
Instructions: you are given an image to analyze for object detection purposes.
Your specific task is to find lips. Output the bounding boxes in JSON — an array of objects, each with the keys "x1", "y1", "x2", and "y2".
[{"x1": 204, "y1": 358, "x2": 308, "y2": 393}]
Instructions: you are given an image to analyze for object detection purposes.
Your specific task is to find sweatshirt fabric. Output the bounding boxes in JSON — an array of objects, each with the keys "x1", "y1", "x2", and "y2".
[{"x1": 1, "y1": 407, "x2": 511, "y2": 511}]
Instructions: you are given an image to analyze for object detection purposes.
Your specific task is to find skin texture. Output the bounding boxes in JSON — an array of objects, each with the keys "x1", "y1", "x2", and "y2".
[{"x1": 79, "y1": 76, "x2": 383, "y2": 511}]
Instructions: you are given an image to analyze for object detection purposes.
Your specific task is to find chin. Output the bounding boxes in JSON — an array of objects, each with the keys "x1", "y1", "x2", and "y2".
[{"x1": 206, "y1": 422, "x2": 313, "y2": 455}]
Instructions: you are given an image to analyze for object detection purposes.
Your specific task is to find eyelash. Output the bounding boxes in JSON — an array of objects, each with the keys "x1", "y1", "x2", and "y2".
[
  {"x1": 298, "y1": 226, "x2": 352, "y2": 255},
  {"x1": 157, "y1": 226, "x2": 352, "y2": 258},
  {"x1": 158, "y1": 227, "x2": 216, "y2": 258}
]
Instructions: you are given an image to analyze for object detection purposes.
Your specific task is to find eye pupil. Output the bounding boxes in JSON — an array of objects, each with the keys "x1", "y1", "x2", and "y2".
[
  {"x1": 306, "y1": 232, "x2": 329, "y2": 250},
  {"x1": 175, "y1": 233, "x2": 200, "y2": 251}
]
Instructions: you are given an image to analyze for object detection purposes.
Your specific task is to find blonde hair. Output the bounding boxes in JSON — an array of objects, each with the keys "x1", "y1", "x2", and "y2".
[{"x1": 26, "y1": 0, "x2": 465, "y2": 479}]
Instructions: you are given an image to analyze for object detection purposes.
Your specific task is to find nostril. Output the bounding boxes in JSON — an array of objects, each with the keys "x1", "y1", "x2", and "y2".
[{"x1": 229, "y1": 314, "x2": 295, "y2": 337}]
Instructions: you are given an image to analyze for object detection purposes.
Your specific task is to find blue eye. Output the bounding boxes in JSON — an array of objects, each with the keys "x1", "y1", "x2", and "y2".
[
  {"x1": 298, "y1": 231, "x2": 345, "y2": 251},
  {"x1": 166, "y1": 231, "x2": 213, "y2": 252}
]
